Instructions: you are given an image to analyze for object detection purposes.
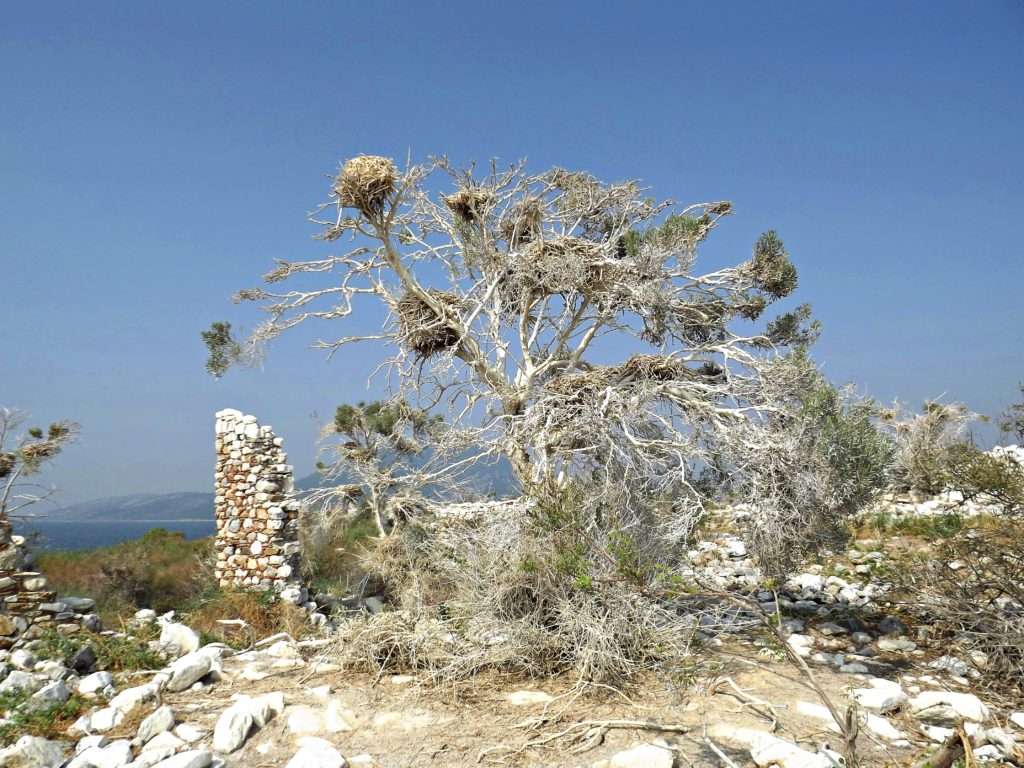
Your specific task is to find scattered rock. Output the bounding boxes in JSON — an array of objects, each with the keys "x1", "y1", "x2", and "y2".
[
  {"x1": 147, "y1": 751, "x2": 212, "y2": 768},
  {"x1": 212, "y1": 703, "x2": 254, "y2": 753},
  {"x1": 852, "y1": 678, "x2": 907, "y2": 714},
  {"x1": 507, "y1": 690, "x2": 554, "y2": 706},
  {"x1": 165, "y1": 647, "x2": 222, "y2": 693},
  {"x1": 606, "y1": 743, "x2": 674, "y2": 768},
  {"x1": 285, "y1": 737, "x2": 347, "y2": 768},
  {"x1": 138, "y1": 705, "x2": 175, "y2": 745},
  {"x1": 70, "y1": 646, "x2": 98, "y2": 675},
  {"x1": 877, "y1": 637, "x2": 917, "y2": 652},
  {"x1": 159, "y1": 624, "x2": 200, "y2": 658},
  {"x1": 910, "y1": 690, "x2": 989, "y2": 724},
  {"x1": 0, "y1": 736, "x2": 66, "y2": 768},
  {"x1": 78, "y1": 671, "x2": 114, "y2": 697}
]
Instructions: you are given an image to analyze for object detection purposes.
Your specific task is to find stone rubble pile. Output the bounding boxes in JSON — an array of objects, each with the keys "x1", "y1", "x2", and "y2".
[
  {"x1": 0, "y1": 603, "x2": 1019, "y2": 767},
  {"x1": 213, "y1": 410, "x2": 305, "y2": 604},
  {"x1": 0, "y1": 520, "x2": 101, "y2": 650}
]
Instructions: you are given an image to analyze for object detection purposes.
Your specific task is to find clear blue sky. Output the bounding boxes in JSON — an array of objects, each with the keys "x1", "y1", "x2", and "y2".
[{"x1": 3, "y1": 2, "x2": 1022, "y2": 504}]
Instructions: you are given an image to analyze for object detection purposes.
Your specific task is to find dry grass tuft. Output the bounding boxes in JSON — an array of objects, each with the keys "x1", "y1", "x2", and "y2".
[
  {"x1": 334, "y1": 155, "x2": 397, "y2": 216},
  {"x1": 396, "y1": 290, "x2": 463, "y2": 359},
  {"x1": 185, "y1": 589, "x2": 310, "y2": 647}
]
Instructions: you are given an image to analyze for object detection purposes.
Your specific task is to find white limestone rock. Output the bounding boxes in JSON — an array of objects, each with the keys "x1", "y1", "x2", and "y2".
[
  {"x1": 0, "y1": 736, "x2": 66, "y2": 768},
  {"x1": 138, "y1": 706, "x2": 175, "y2": 745},
  {"x1": 607, "y1": 743, "x2": 674, "y2": 768},
  {"x1": 852, "y1": 678, "x2": 908, "y2": 714},
  {"x1": 165, "y1": 647, "x2": 223, "y2": 693},
  {"x1": 710, "y1": 726, "x2": 834, "y2": 768},
  {"x1": 159, "y1": 624, "x2": 200, "y2": 658},
  {"x1": 506, "y1": 690, "x2": 554, "y2": 706},
  {"x1": 146, "y1": 751, "x2": 212, "y2": 768},
  {"x1": 27, "y1": 680, "x2": 70, "y2": 711},
  {"x1": 910, "y1": 690, "x2": 989, "y2": 724},
  {"x1": 77, "y1": 671, "x2": 115, "y2": 697},
  {"x1": 212, "y1": 704, "x2": 253, "y2": 753},
  {"x1": 285, "y1": 738, "x2": 347, "y2": 768}
]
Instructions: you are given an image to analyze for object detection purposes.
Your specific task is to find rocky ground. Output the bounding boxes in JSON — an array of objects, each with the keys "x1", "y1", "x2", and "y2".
[{"x1": 1, "y1": 490, "x2": 1022, "y2": 767}]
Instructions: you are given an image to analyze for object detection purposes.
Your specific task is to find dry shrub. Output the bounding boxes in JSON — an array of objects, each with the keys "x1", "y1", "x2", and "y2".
[
  {"x1": 334, "y1": 155, "x2": 397, "y2": 216},
  {"x1": 896, "y1": 523, "x2": 1024, "y2": 698},
  {"x1": 396, "y1": 290, "x2": 463, "y2": 358},
  {"x1": 336, "y1": 486, "x2": 695, "y2": 686},
  {"x1": 886, "y1": 401, "x2": 973, "y2": 493}
]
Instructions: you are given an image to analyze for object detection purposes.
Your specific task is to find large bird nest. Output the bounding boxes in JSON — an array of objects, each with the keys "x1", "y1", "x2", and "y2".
[
  {"x1": 0, "y1": 453, "x2": 14, "y2": 479},
  {"x1": 617, "y1": 354, "x2": 687, "y2": 382},
  {"x1": 513, "y1": 236, "x2": 611, "y2": 299},
  {"x1": 443, "y1": 187, "x2": 493, "y2": 224},
  {"x1": 396, "y1": 290, "x2": 464, "y2": 359},
  {"x1": 499, "y1": 198, "x2": 542, "y2": 247},
  {"x1": 545, "y1": 368, "x2": 618, "y2": 398},
  {"x1": 674, "y1": 299, "x2": 729, "y2": 345},
  {"x1": 334, "y1": 155, "x2": 397, "y2": 216},
  {"x1": 546, "y1": 355, "x2": 717, "y2": 400}
]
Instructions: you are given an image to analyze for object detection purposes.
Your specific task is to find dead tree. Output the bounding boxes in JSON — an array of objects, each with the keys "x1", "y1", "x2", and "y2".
[{"x1": 208, "y1": 155, "x2": 825, "y2": 561}]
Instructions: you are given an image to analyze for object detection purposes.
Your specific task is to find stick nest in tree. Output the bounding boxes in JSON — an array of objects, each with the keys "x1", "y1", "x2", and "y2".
[
  {"x1": 334, "y1": 155, "x2": 397, "y2": 216},
  {"x1": 443, "y1": 187, "x2": 493, "y2": 223},
  {"x1": 618, "y1": 354, "x2": 687, "y2": 382},
  {"x1": 500, "y1": 198, "x2": 542, "y2": 246},
  {"x1": 513, "y1": 236, "x2": 615, "y2": 299},
  {"x1": 396, "y1": 290, "x2": 463, "y2": 359}
]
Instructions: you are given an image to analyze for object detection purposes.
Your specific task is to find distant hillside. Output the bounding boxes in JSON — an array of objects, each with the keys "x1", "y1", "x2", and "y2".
[
  {"x1": 46, "y1": 458, "x2": 516, "y2": 522},
  {"x1": 45, "y1": 492, "x2": 216, "y2": 522}
]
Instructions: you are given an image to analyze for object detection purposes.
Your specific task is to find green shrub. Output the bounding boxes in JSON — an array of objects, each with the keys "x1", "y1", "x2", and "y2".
[
  {"x1": 0, "y1": 688, "x2": 88, "y2": 745},
  {"x1": 860, "y1": 510, "x2": 964, "y2": 539},
  {"x1": 943, "y1": 443, "x2": 1024, "y2": 514},
  {"x1": 35, "y1": 627, "x2": 164, "y2": 672},
  {"x1": 38, "y1": 528, "x2": 212, "y2": 625}
]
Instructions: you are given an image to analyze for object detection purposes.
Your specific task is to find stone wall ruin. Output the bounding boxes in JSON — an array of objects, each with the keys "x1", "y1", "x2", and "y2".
[
  {"x1": 214, "y1": 409, "x2": 304, "y2": 603},
  {"x1": 0, "y1": 520, "x2": 99, "y2": 647}
]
